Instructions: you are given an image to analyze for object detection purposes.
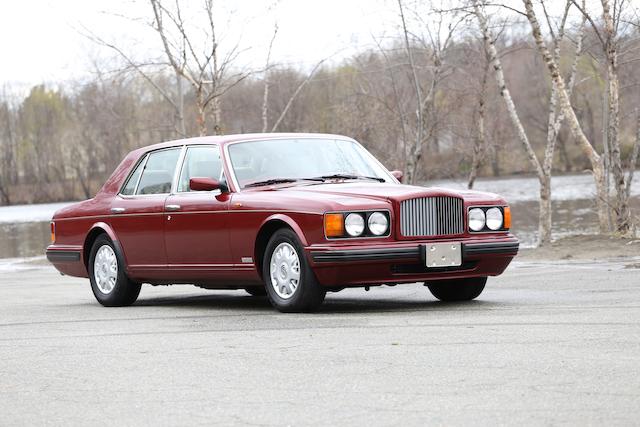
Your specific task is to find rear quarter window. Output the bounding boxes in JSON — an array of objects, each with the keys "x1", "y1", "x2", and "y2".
[{"x1": 120, "y1": 156, "x2": 147, "y2": 196}]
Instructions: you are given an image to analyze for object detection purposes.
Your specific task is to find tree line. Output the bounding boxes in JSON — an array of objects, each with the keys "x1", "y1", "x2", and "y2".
[{"x1": 0, "y1": 0, "x2": 638, "y2": 245}]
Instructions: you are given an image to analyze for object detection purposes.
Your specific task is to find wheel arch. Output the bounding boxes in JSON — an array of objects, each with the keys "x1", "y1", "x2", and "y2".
[
  {"x1": 254, "y1": 214, "x2": 309, "y2": 279},
  {"x1": 82, "y1": 222, "x2": 120, "y2": 272}
]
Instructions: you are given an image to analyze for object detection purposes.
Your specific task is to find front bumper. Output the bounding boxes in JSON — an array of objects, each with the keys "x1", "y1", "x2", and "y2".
[
  {"x1": 310, "y1": 241, "x2": 519, "y2": 263},
  {"x1": 306, "y1": 235, "x2": 519, "y2": 287}
]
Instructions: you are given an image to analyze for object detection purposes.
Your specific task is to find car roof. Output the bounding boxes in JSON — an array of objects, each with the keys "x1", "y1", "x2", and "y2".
[{"x1": 135, "y1": 132, "x2": 355, "y2": 155}]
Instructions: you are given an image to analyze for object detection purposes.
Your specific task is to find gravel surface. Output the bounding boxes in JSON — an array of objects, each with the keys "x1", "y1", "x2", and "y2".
[{"x1": 1, "y1": 260, "x2": 639, "y2": 426}]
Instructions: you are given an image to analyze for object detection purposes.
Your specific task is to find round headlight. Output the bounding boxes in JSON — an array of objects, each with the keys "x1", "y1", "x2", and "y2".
[
  {"x1": 345, "y1": 213, "x2": 365, "y2": 236},
  {"x1": 468, "y1": 208, "x2": 486, "y2": 232},
  {"x1": 367, "y1": 212, "x2": 389, "y2": 236},
  {"x1": 485, "y1": 207, "x2": 503, "y2": 230}
]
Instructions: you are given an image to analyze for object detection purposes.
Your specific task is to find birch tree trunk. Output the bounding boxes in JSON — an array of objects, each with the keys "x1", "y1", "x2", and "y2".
[
  {"x1": 625, "y1": 110, "x2": 640, "y2": 198},
  {"x1": 196, "y1": 88, "x2": 207, "y2": 136},
  {"x1": 398, "y1": 0, "x2": 424, "y2": 185},
  {"x1": 537, "y1": 1, "x2": 584, "y2": 244},
  {"x1": 474, "y1": 1, "x2": 555, "y2": 244},
  {"x1": 602, "y1": 0, "x2": 632, "y2": 234},
  {"x1": 523, "y1": 0, "x2": 609, "y2": 233},
  {"x1": 468, "y1": 58, "x2": 488, "y2": 190},
  {"x1": 262, "y1": 25, "x2": 278, "y2": 133},
  {"x1": 175, "y1": 73, "x2": 185, "y2": 136}
]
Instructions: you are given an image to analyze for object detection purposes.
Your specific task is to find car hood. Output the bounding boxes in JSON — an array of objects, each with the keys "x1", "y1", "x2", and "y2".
[{"x1": 255, "y1": 182, "x2": 507, "y2": 208}]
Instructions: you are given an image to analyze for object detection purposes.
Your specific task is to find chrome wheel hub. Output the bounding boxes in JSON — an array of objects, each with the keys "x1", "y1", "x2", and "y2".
[
  {"x1": 269, "y1": 242, "x2": 300, "y2": 299},
  {"x1": 94, "y1": 245, "x2": 118, "y2": 294}
]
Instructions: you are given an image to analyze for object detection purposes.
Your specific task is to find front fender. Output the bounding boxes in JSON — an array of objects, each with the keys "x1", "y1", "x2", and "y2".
[{"x1": 259, "y1": 214, "x2": 310, "y2": 246}]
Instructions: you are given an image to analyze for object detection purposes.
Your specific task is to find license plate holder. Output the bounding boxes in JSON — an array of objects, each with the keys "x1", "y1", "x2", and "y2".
[{"x1": 424, "y1": 242, "x2": 462, "y2": 268}]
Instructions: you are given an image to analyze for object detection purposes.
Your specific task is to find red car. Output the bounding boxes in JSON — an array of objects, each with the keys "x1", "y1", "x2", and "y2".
[{"x1": 47, "y1": 133, "x2": 518, "y2": 312}]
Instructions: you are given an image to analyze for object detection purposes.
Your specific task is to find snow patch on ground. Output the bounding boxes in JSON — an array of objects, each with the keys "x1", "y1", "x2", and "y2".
[
  {"x1": 0, "y1": 202, "x2": 75, "y2": 224},
  {"x1": 429, "y1": 172, "x2": 640, "y2": 204},
  {"x1": 0, "y1": 256, "x2": 49, "y2": 272}
]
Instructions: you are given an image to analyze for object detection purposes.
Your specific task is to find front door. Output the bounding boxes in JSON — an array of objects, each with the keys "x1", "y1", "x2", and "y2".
[{"x1": 163, "y1": 145, "x2": 231, "y2": 274}]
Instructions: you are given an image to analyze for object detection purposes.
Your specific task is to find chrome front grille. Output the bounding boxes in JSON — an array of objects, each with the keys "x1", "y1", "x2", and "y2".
[{"x1": 400, "y1": 196, "x2": 464, "y2": 237}]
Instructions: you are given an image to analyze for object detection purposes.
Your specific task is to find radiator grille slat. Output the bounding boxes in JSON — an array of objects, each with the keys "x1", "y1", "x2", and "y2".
[{"x1": 400, "y1": 196, "x2": 464, "y2": 237}]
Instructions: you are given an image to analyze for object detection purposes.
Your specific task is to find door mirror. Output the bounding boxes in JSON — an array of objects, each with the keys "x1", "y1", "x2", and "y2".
[
  {"x1": 391, "y1": 170, "x2": 404, "y2": 183},
  {"x1": 189, "y1": 177, "x2": 228, "y2": 193}
]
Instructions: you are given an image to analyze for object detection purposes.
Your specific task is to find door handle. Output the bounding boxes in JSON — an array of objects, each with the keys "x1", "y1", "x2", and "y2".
[
  {"x1": 110, "y1": 207, "x2": 126, "y2": 214},
  {"x1": 166, "y1": 204, "x2": 181, "y2": 212}
]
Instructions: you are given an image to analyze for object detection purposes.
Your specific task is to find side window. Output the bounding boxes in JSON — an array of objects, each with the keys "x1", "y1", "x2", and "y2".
[
  {"x1": 136, "y1": 148, "x2": 181, "y2": 195},
  {"x1": 177, "y1": 146, "x2": 223, "y2": 192},
  {"x1": 121, "y1": 155, "x2": 147, "y2": 195}
]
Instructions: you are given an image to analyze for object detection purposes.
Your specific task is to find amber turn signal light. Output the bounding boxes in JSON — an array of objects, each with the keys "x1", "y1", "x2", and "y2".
[
  {"x1": 503, "y1": 206, "x2": 511, "y2": 230},
  {"x1": 50, "y1": 222, "x2": 56, "y2": 243},
  {"x1": 324, "y1": 213, "x2": 344, "y2": 237}
]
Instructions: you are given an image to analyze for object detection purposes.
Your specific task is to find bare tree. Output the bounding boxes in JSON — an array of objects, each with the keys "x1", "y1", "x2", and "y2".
[
  {"x1": 467, "y1": 41, "x2": 490, "y2": 190},
  {"x1": 261, "y1": 24, "x2": 279, "y2": 133},
  {"x1": 473, "y1": 0, "x2": 586, "y2": 244},
  {"x1": 81, "y1": 28, "x2": 186, "y2": 137},
  {"x1": 0, "y1": 98, "x2": 15, "y2": 204},
  {"x1": 522, "y1": 0, "x2": 609, "y2": 234},
  {"x1": 570, "y1": 0, "x2": 635, "y2": 234},
  {"x1": 627, "y1": 110, "x2": 640, "y2": 199},
  {"x1": 149, "y1": 0, "x2": 250, "y2": 136},
  {"x1": 398, "y1": 0, "x2": 461, "y2": 184},
  {"x1": 270, "y1": 58, "x2": 326, "y2": 133}
]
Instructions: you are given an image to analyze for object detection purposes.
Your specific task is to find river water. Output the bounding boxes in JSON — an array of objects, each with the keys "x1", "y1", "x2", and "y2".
[{"x1": 0, "y1": 173, "x2": 638, "y2": 259}]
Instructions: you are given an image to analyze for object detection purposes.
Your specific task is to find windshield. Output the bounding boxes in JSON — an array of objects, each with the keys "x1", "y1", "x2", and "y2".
[{"x1": 228, "y1": 138, "x2": 394, "y2": 189}]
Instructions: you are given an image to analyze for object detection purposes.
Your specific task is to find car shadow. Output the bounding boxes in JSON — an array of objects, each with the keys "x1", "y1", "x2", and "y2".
[
  {"x1": 134, "y1": 293, "x2": 275, "y2": 312},
  {"x1": 132, "y1": 290, "x2": 501, "y2": 314}
]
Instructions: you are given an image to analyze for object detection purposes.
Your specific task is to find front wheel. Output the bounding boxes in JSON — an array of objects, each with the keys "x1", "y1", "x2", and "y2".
[
  {"x1": 426, "y1": 277, "x2": 487, "y2": 302},
  {"x1": 88, "y1": 235, "x2": 141, "y2": 307},
  {"x1": 262, "y1": 229, "x2": 325, "y2": 312}
]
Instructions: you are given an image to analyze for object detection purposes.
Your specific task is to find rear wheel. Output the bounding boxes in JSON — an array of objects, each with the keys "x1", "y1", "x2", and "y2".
[
  {"x1": 427, "y1": 277, "x2": 487, "y2": 302},
  {"x1": 88, "y1": 235, "x2": 141, "y2": 307},
  {"x1": 262, "y1": 229, "x2": 325, "y2": 312}
]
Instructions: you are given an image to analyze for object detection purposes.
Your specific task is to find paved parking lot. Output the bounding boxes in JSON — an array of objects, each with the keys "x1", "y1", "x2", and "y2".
[{"x1": 1, "y1": 260, "x2": 639, "y2": 425}]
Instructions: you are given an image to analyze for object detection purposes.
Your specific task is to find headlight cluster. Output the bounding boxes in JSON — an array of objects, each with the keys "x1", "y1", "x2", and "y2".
[
  {"x1": 467, "y1": 206, "x2": 511, "y2": 232},
  {"x1": 325, "y1": 211, "x2": 390, "y2": 238}
]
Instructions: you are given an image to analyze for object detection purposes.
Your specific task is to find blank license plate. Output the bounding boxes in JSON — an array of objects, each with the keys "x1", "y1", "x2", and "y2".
[{"x1": 425, "y1": 242, "x2": 462, "y2": 268}]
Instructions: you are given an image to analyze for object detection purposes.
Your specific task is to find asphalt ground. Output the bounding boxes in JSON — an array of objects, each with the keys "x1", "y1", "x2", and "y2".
[{"x1": 1, "y1": 259, "x2": 639, "y2": 426}]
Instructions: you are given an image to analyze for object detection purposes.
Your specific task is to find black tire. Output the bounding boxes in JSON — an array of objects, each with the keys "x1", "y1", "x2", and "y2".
[
  {"x1": 245, "y1": 287, "x2": 267, "y2": 297},
  {"x1": 88, "y1": 234, "x2": 141, "y2": 307},
  {"x1": 262, "y1": 228, "x2": 325, "y2": 312},
  {"x1": 427, "y1": 277, "x2": 487, "y2": 302}
]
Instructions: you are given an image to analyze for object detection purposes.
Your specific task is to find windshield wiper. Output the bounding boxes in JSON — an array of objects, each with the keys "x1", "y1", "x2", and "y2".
[
  {"x1": 244, "y1": 177, "x2": 324, "y2": 188},
  {"x1": 314, "y1": 174, "x2": 386, "y2": 183}
]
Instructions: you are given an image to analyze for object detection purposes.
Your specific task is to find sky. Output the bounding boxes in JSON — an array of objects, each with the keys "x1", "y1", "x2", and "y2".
[
  {"x1": 0, "y1": 0, "x2": 589, "y2": 93},
  {"x1": 0, "y1": 0, "x2": 399, "y2": 89}
]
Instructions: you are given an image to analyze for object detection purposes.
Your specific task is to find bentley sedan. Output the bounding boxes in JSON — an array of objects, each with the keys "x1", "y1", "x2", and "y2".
[{"x1": 47, "y1": 133, "x2": 519, "y2": 312}]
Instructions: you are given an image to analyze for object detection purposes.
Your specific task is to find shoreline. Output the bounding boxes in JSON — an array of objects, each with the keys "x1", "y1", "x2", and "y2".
[{"x1": 518, "y1": 234, "x2": 640, "y2": 263}]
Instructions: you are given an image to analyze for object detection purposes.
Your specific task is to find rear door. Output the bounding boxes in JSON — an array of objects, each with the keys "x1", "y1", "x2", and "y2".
[
  {"x1": 110, "y1": 147, "x2": 183, "y2": 273},
  {"x1": 163, "y1": 145, "x2": 232, "y2": 270}
]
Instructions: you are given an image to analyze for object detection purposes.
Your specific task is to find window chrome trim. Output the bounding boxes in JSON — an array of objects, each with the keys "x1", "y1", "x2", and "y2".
[
  {"x1": 222, "y1": 136, "x2": 397, "y2": 193},
  {"x1": 171, "y1": 145, "x2": 188, "y2": 194}
]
